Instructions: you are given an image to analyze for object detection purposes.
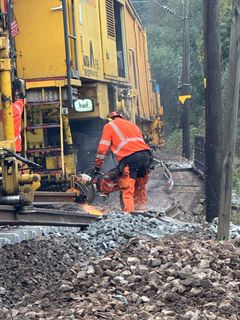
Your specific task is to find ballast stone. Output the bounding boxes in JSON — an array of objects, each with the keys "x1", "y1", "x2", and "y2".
[
  {"x1": 76, "y1": 212, "x2": 208, "y2": 254},
  {"x1": 0, "y1": 287, "x2": 6, "y2": 295},
  {"x1": 1, "y1": 233, "x2": 240, "y2": 319}
]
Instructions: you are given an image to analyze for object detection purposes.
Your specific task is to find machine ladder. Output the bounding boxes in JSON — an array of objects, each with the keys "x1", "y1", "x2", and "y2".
[{"x1": 23, "y1": 86, "x2": 65, "y2": 179}]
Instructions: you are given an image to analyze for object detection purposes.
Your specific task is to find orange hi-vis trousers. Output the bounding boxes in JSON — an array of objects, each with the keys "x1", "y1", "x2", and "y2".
[{"x1": 119, "y1": 166, "x2": 149, "y2": 213}]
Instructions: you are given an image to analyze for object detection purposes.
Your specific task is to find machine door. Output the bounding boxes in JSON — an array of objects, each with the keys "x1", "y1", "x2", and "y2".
[
  {"x1": 99, "y1": 0, "x2": 127, "y2": 80},
  {"x1": 67, "y1": 0, "x2": 80, "y2": 79}
]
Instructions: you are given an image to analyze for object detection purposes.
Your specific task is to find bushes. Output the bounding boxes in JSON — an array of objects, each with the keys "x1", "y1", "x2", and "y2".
[{"x1": 164, "y1": 126, "x2": 205, "y2": 157}]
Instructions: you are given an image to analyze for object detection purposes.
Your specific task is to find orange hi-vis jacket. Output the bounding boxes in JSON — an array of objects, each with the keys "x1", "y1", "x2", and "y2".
[
  {"x1": 95, "y1": 117, "x2": 150, "y2": 168},
  {"x1": 13, "y1": 99, "x2": 24, "y2": 152}
]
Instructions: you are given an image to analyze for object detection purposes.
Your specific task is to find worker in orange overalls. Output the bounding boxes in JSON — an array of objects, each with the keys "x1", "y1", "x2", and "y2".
[
  {"x1": 94, "y1": 111, "x2": 151, "y2": 213},
  {"x1": 13, "y1": 98, "x2": 24, "y2": 152},
  {"x1": 12, "y1": 79, "x2": 25, "y2": 152}
]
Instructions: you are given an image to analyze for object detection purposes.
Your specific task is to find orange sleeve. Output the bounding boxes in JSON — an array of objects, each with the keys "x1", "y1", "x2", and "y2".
[
  {"x1": 95, "y1": 123, "x2": 112, "y2": 169},
  {"x1": 14, "y1": 99, "x2": 24, "y2": 113}
]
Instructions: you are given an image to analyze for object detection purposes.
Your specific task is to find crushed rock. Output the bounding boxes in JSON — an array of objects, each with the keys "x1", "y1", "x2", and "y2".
[
  {"x1": 232, "y1": 192, "x2": 240, "y2": 209},
  {"x1": 77, "y1": 212, "x2": 213, "y2": 255},
  {"x1": 0, "y1": 212, "x2": 211, "y2": 311},
  {"x1": 0, "y1": 235, "x2": 97, "y2": 308},
  {"x1": 210, "y1": 218, "x2": 240, "y2": 238},
  {"x1": 1, "y1": 235, "x2": 240, "y2": 320},
  {"x1": 0, "y1": 212, "x2": 240, "y2": 319}
]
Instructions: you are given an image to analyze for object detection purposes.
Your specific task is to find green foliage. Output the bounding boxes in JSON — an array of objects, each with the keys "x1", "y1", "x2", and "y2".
[
  {"x1": 133, "y1": 0, "x2": 204, "y2": 133},
  {"x1": 220, "y1": 0, "x2": 232, "y2": 68},
  {"x1": 164, "y1": 129, "x2": 182, "y2": 154},
  {"x1": 133, "y1": 1, "x2": 240, "y2": 199},
  {"x1": 132, "y1": 0, "x2": 238, "y2": 157},
  {"x1": 165, "y1": 126, "x2": 205, "y2": 156}
]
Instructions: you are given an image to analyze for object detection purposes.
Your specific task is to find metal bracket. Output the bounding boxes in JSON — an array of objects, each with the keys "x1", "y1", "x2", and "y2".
[
  {"x1": 0, "y1": 59, "x2": 11, "y2": 71},
  {"x1": 0, "y1": 37, "x2": 6, "y2": 50},
  {"x1": 62, "y1": 107, "x2": 68, "y2": 115}
]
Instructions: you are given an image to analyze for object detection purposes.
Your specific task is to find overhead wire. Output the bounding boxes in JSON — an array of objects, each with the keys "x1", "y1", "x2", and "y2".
[
  {"x1": 151, "y1": 0, "x2": 182, "y2": 18},
  {"x1": 135, "y1": 3, "x2": 152, "y2": 11},
  {"x1": 131, "y1": 0, "x2": 182, "y2": 19}
]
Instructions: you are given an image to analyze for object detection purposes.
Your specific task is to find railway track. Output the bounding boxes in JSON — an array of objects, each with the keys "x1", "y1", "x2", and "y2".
[
  {"x1": 153, "y1": 158, "x2": 204, "y2": 223},
  {"x1": 0, "y1": 197, "x2": 100, "y2": 248},
  {"x1": 0, "y1": 190, "x2": 103, "y2": 228},
  {"x1": 0, "y1": 189, "x2": 99, "y2": 232},
  {"x1": 0, "y1": 205, "x2": 98, "y2": 227},
  {"x1": 0, "y1": 200, "x2": 186, "y2": 249},
  {"x1": 164, "y1": 203, "x2": 182, "y2": 218},
  {"x1": 0, "y1": 190, "x2": 101, "y2": 247},
  {"x1": 0, "y1": 159, "x2": 203, "y2": 249}
]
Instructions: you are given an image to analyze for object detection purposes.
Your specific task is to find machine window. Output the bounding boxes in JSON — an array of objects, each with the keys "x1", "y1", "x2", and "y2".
[{"x1": 114, "y1": 0, "x2": 126, "y2": 77}]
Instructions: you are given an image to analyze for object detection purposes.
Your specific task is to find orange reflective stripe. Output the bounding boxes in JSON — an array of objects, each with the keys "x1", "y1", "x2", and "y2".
[
  {"x1": 99, "y1": 139, "x2": 111, "y2": 146},
  {"x1": 15, "y1": 134, "x2": 21, "y2": 141},
  {"x1": 109, "y1": 121, "x2": 145, "y2": 155},
  {"x1": 113, "y1": 137, "x2": 145, "y2": 155},
  {"x1": 109, "y1": 121, "x2": 125, "y2": 141},
  {"x1": 14, "y1": 104, "x2": 21, "y2": 113}
]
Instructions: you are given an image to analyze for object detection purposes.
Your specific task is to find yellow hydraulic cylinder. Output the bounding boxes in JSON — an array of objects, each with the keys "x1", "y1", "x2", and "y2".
[
  {"x1": 0, "y1": 31, "x2": 18, "y2": 195},
  {"x1": 19, "y1": 173, "x2": 41, "y2": 191},
  {"x1": 63, "y1": 114, "x2": 73, "y2": 145}
]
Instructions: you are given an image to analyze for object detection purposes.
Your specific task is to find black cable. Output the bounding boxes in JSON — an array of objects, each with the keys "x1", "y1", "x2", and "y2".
[{"x1": 0, "y1": 148, "x2": 42, "y2": 169}]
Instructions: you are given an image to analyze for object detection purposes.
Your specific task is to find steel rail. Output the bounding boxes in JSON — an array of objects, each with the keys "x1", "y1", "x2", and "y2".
[
  {"x1": 0, "y1": 205, "x2": 98, "y2": 227},
  {"x1": 164, "y1": 204, "x2": 182, "y2": 218},
  {"x1": 33, "y1": 202, "x2": 73, "y2": 207},
  {"x1": 34, "y1": 191, "x2": 76, "y2": 203},
  {"x1": 161, "y1": 161, "x2": 174, "y2": 191}
]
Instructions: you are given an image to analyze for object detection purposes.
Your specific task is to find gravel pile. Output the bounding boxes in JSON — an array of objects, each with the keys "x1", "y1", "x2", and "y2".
[
  {"x1": 2, "y1": 235, "x2": 240, "y2": 320},
  {"x1": 78, "y1": 212, "x2": 212, "y2": 255},
  {"x1": 210, "y1": 218, "x2": 240, "y2": 239},
  {"x1": 0, "y1": 212, "x2": 240, "y2": 319},
  {"x1": 0, "y1": 235, "x2": 97, "y2": 308},
  {"x1": 232, "y1": 192, "x2": 240, "y2": 209}
]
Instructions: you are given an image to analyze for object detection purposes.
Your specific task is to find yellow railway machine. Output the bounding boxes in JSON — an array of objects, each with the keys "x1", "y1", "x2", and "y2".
[{"x1": 13, "y1": 0, "x2": 164, "y2": 186}]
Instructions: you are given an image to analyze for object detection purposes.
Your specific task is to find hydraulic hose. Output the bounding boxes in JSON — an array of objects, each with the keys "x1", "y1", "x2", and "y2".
[{"x1": 0, "y1": 148, "x2": 42, "y2": 169}]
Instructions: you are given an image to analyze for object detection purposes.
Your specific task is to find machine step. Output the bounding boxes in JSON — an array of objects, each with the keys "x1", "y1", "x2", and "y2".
[
  {"x1": 33, "y1": 169, "x2": 64, "y2": 175},
  {"x1": 26, "y1": 147, "x2": 62, "y2": 154},
  {"x1": 27, "y1": 101, "x2": 60, "y2": 107},
  {"x1": 27, "y1": 124, "x2": 61, "y2": 130}
]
